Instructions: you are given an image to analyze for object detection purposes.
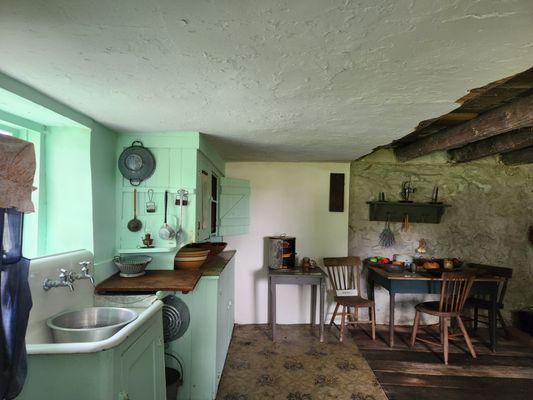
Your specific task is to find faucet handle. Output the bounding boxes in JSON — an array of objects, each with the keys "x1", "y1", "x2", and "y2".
[
  {"x1": 59, "y1": 269, "x2": 75, "y2": 291},
  {"x1": 79, "y1": 261, "x2": 95, "y2": 285}
]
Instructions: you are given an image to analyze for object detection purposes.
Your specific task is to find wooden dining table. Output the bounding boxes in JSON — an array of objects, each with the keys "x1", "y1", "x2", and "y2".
[{"x1": 366, "y1": 264, "x2": 502, "y2": 351}]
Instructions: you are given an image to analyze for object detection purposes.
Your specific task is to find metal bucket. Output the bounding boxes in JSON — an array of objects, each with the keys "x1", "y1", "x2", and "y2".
[{"x1": 165, "y1": 367, "x2": 180, "y2": 400}]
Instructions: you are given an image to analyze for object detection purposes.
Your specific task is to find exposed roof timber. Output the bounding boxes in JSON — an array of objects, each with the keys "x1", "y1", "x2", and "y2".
[
  {"x1": 449, "y1": 128, "x2": 533, "y2": 163},
  {"x1": 501, "y1": 146, "x2": 533, "y2": 166},
  {"x1": 394, "y1": 93, "x2": 533, "y2": 161},
  {"x1": 389, "y1": 67, "x2": 533, "y2": 151}
]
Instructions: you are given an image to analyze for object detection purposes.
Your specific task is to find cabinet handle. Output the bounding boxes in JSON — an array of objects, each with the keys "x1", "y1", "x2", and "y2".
[{"x1": 227, "y1": 300, "x2": 232, "y2": 309}]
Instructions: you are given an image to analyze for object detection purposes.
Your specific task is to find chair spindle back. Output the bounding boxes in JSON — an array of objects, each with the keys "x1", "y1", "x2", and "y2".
[
  {"x1": 439, "y1": 272, "x2": 475, "y2": 314},
  {"x1": 323, "y1": 257, "x2": 361, "y2": 294},
  {"x1": 466, "y1": 263, "x2": 512, "y2": 305}
]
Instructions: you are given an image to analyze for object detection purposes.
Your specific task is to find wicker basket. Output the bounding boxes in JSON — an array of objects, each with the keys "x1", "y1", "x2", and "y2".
[{"x1": 113, "y1": 255, "x2": 152, "y2": 277}]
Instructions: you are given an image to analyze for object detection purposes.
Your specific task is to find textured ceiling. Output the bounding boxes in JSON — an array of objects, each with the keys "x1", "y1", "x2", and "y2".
[{"x1": 0, "y1": 0, "x2": 532, "y2": 161}]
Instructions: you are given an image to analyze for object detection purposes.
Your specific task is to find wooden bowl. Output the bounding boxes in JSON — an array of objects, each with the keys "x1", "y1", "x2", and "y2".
[
  {"x1": 174, "y1": 248, "x2": 210, "y2": 269},
  {"x1": 184, "y1": 242, "x2": 227, "y2": 256}
]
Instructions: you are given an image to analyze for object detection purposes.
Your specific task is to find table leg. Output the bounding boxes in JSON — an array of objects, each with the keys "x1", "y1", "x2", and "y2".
[
  {"x1": 271, "y1": 279, "x2": 277, "y2": 342},
  {"x1": 268, "y1": 276, "x2": 271, "y2": 325},
  {"x1": 367, "y1": 273, "x2": 375, "y2": 301},
  {"x1": 389, "y1": 293, "x2": 395, "y2": 347},
  {"x1": 490, "y1": 285, "x2": 498, "y2": 352},
  {"x1": 311, "y1": 284, "x2": 317, "y2": 326},
  {"x1": 319, "y1": 278, "x2": 325, "y2": 342}
]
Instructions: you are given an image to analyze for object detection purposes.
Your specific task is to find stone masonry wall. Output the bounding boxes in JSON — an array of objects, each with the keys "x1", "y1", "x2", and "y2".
[{"x1": 348, "y1": 149, "x2": 533, "y2": 325}]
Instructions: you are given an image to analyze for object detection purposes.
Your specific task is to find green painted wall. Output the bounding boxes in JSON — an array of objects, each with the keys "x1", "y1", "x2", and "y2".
[
  {"x1": 44, "y1": 126, "x2": 93, "y2": 255},
  {"x1": 90, "y1": 124, "x2": 118, "y2": 281}
]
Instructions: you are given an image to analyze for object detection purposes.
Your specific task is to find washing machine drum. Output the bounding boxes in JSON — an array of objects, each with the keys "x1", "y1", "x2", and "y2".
[{"x1": 162, "y1": 295, "x2": 190, "y2": 342}]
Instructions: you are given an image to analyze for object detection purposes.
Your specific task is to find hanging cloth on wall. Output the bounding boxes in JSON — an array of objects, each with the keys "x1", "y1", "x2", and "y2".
[
  {"x1": 0, "y1": 134, "x2": 36, "y2": 399},
  {"x1": 0, "y1": 135, "x2": 36, "y2": 213}
]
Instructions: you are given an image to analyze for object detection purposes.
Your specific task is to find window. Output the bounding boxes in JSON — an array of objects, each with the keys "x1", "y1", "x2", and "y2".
[{"x1": 1, "y1": 123, "x2": 93, "y2": 259}]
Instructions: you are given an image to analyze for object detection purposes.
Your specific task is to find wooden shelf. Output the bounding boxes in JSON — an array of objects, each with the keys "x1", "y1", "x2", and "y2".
[
  {"x1": 366, "y1": 201, "x2": 450, "y2": 224},
  {"x1": 116, "y1": 247, "x2": 178, "y2": 254}
]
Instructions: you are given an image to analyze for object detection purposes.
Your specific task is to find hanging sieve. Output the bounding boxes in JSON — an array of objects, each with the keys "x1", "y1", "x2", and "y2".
[{"x1": 118, "y1": 141, "x2": 156, "y2": 186}]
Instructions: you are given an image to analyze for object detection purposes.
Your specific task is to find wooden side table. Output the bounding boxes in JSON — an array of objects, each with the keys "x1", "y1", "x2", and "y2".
[{"x1": 268, "y1": 267, "x2": 327, "y2": 342}]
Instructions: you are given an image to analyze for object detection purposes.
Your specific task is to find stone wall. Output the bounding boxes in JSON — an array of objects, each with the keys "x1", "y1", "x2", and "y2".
[{"x1": 348, "y1": 149, "x2": 533, "y2": 325}]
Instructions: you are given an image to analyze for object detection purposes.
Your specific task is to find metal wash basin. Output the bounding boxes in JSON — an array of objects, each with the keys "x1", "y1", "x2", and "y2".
[{"x1": 47, "y1": 307, "x2": 138, "y2": 343}]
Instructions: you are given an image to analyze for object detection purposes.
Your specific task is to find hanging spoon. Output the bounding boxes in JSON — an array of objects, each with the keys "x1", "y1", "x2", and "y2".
[{"x1": 127, "y1": 189, "x2": 142, "y2": 232}]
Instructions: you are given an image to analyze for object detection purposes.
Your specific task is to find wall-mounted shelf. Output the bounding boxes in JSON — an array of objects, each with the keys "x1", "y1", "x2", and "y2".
[
  {"x1": 366, "y1": 201, "x2": 450, "y2": 224},
  {"x1": 116, "y1": 247, "x2": 178, "y2": 254}
]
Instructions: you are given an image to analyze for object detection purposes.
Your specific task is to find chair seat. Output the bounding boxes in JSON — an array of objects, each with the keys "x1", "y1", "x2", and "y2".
[
  {"x1": 334, "y1": 295, "x2": 373, "y2": 307},
  {"x1": 415, "y1": 301, "x2": 459, "y2": 317}
]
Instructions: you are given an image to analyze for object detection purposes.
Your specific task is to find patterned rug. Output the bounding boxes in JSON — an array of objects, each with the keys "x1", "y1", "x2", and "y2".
[{"x1": 217, "y1": 324, "x2": 388, "y2": 400}]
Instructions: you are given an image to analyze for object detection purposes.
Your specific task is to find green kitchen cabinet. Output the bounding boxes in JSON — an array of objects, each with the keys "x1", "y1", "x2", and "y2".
[
  {"x1": 17, "y1": 310, "x2": 165, "y2": 400},
  {"x1": 170, "y1": 255, "x2": 235, "y2": 400},
  {"x1": 196, "y1": 150, "x2": 224, "y2": 242},
  {"x1": 119, "y1": 314, "x2": 166, "y2": 400}
]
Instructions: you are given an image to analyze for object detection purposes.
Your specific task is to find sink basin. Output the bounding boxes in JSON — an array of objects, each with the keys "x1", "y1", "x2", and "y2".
[{"x1": 47, "y1": 307, "x2": 138, "y2": 343}]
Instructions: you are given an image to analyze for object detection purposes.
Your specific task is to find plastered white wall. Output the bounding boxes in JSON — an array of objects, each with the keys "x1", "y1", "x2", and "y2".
[{"x1": 225, "y1": 162, "x2": 350, "y2": 324}]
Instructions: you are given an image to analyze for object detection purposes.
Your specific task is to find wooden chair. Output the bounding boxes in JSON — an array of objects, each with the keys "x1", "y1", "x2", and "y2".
[
  {"x1": 410, "y1": 271, "x2": 476, "y2": 365},
  {"x1": 323, "y1": 257, "x2": 376, "y2": 341},
  {"x1": 464, "y1": 263, "x2": 512, "y2": 337}
]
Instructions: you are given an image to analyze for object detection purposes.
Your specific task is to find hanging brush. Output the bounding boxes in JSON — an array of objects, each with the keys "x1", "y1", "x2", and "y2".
[{"x1": 379, "y1": 215, "x2": 395, "y2": 248}]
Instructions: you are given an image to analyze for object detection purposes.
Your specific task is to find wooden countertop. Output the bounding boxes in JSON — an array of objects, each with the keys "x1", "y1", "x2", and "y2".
[{"x1": 95, "y1": 250, "x2": 236, "y2": 294}]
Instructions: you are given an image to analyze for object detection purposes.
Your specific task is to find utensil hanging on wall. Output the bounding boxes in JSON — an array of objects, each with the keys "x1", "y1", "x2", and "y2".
[
  {"x1": 146, "y1": 189, "x2": 156, "y2": 213},
  {"x1": 379, "y1": 215, "x2": 395, "y2": 248},
  {"x1": 159, "y1": 190, "x2": 175, "y2": 240},
  {"x1": 127, "y1": 189, "x2": 142, "y2": 232},
  {"x1": 118, "y1": 141, "x2": 156, "y2": 186},
  {"x1": 402, "y1": 213, "x2": 410, "y2": 232},
  {"x1": 175, "y1": 189, "x2": 187, "y2": 243}
]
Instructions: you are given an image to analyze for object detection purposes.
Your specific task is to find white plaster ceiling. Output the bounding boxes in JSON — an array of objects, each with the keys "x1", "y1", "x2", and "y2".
[{"x1": 0, "y1": 0, "x2": 532, "y2": 161}]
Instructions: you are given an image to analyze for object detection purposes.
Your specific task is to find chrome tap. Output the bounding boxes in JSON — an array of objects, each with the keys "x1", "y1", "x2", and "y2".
[
  {"x1": 43, "y1": 268, "x2": 75, "y2": 291},
  {"x1": 72, "y1": 261, "x2": 95, "y2": 286}
]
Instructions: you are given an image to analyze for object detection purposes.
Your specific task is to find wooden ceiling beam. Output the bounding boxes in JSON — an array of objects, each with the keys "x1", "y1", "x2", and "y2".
[
  {"x1": 394, "y1": 93, "x2": 533, "y2": 161},
  {"x1": 449, "y1": 128, "x2": 533, "y2": 163},
  {"x1": 501, "y1": 146, "x2": 533, "y2": 166}
]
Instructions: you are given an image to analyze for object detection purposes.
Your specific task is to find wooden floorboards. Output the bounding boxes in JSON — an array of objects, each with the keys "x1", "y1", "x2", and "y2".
[{"x1": 352, "y1": 325, "x2": 533, "y2": 400}]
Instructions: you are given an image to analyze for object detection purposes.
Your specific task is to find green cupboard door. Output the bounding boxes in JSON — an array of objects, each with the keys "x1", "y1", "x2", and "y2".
[
  {"x1": 219, "y1": 178, "x2": 250, "y2": 236},
  {"x1": 120, "y1": 322, "x2": 166, "y2": 400}
]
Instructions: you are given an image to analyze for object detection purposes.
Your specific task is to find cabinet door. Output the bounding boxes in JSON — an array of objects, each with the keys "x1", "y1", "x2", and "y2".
[
  {"x1": 120, "y1": 322, "x2": 165, "y2": 400},
  {"x1": 219, "y1": 178, "x2": 250, "y2": 236}
]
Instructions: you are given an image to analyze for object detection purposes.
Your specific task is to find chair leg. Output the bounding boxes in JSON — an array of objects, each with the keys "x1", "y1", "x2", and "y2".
[
  {"x1": 473, "y1": 304, "x2": 478, "y2": 332},
  {"x1": 443, "y1": 317, "x2": 449, "y2": 365},
  {"x1": 439, "y1": 317, "x2": 444, "y2": 344},
  {"x1": 497, "y1": 310, "x2": 510, "y2": 338},
  {"x1": 457, "y1": 316, "x2": 477, "y2": 359},
  {"x1": 410, "y1": 310, "x2": 420, "y2": 348},
  {"x1": 371, "y1": 305, "x2": 376, "y2": 341},
  {"x1": 339, "y1": 306, "x2": 347, "y2": 342},
  {"x1": 330, "y1": 303, "x2": 339, "y2": 326}
]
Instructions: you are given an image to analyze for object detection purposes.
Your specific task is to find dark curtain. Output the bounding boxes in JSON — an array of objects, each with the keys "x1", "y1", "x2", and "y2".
[{"x1": 0, "y1": 208, "x2": 33, "y2": 400}]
